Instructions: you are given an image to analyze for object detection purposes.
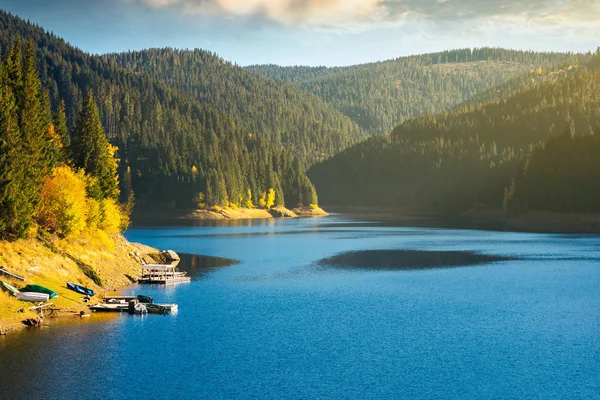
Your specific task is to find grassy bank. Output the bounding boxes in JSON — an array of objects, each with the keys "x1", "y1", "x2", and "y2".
[
  {"x1": 188, "y1": 206, "x2": 328, "y2": 220},
  {"x1": 0, "y1": 232, "x2": 158, "y2": 332}
]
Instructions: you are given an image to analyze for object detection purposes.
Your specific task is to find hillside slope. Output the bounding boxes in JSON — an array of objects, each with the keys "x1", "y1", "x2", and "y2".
[
  {"x1": 0, "y1": 11, "x2": 341, "y2": 208},
  {"x1": 0, "y1": 233, "x2": 156, "y2": 331},
  {"x1": 308, "y1": 53, "x2": 600, "y2": 213},
  {"x1": 107, "y1": 48, "x2": 364, "y2": 165}
]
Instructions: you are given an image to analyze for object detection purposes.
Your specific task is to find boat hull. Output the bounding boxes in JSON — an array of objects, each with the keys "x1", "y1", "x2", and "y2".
[
  {"x1": 21, "y1": 284, "x2": 57, "y2": 299},
  {"x1": 16, "y1": 292, "x2": 50, "y2": 302},
  {"x1": 1, "y1": 280, "x2": 19, "y2": 296},
  {"x1": 66, "y1": 282, "x2": 94, "y2": 296}
]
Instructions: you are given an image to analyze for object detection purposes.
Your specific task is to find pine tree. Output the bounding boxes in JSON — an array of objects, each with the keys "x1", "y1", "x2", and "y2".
[
  {"x1": 54, "y1": 100, "x2": 70, "y2": 162},
  {"x1": 72, "y1": 91, "x2": 119, "y2": 199},
  {"x1": 0, "y1": 77, "x2": 25, "y2": 237}
]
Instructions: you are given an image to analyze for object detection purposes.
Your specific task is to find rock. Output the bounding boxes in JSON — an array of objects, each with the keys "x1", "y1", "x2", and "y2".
[
  {"x1": 22, "y1": 318, "x2": 41, "y2": 327},
  {"x1": 269, "y1": 207, "x2": 297, "y2": 218}
]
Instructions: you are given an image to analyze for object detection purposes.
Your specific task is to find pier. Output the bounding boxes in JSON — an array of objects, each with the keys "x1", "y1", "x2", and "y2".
[{"x1": 138, "y1": 264, "x2": 191, "y2": 284}]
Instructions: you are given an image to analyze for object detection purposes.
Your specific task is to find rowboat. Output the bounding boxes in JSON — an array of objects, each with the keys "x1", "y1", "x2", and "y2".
[
  {"x1": 66, "y1": 282, "x2": 94, "y2": 296},
  {"x1": 21, "y1": 284, "x2": 57, "y2": 299},
  {"x1": 16, "y1": 292, "x2": 50, "y2": 302},
  {"x1": 137, "y1": 294, "x2": 153, "y2": 304},
  {"x1": 89, "y1": 303, "x2": 129, "y2": 312},
  {"x1": 0, "y1": 280, "x2": 19, "y2": 296}
]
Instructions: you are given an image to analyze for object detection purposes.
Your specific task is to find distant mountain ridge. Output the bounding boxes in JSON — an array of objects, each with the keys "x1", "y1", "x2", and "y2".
[{"x1": 248, "y1": 48, "x2": 585, "y2": 135}]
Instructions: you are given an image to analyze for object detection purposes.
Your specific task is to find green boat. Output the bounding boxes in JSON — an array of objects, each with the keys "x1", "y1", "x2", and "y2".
[
  {"x1": 0, "y1": 280, "x2": 20, "y2": 296},
  {"x1": 21, "y1": 284, "x2": 57, "y2": 299}
]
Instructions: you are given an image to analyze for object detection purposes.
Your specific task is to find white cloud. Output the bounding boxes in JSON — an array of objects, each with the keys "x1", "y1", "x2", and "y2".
[{"x1": 132, "y1": 0, "x2": 600, "y2": 28}]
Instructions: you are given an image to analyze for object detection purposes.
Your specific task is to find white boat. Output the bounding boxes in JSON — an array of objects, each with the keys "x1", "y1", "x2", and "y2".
[{"x1": 16, "y1": 292, "x2": 50, "y2": 302}]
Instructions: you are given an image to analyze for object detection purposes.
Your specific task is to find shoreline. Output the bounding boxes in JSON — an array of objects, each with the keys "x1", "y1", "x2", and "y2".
[
  {"x1": 326, "y1": 205, "x2": 600, "y2": 234},
  {"x1": 0, "y1": 234, "x2": 160, "y2": 333},
  {"x1": 131, "y1": 205, "x2": 328, "y2": 223}
]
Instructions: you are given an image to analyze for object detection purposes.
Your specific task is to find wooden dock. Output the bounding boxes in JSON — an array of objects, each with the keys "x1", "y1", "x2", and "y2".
[
  {"x1": 138, "y1": 264, "x2": 191, "y2": 285},
  {"x1": 137, "y1": 275, "x2": 191, "y2": 284}
]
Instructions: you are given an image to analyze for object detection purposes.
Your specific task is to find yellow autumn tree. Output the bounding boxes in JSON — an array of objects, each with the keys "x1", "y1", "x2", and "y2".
[
  {"x1": 246, "y1": 189, "x2": 254, "y2": 209},
  {"x1": 99, "y1": 198, "x2": 122, "y2": 234},
  {"x1": 258, "y1": 191, "x2": 267, "y2": 208},
  {"x1": 36, "y1": 165, "x2": 88, "y2": 236},
  {"x1": 266, "y1": 188, "x2": 276, "y2": 209}
]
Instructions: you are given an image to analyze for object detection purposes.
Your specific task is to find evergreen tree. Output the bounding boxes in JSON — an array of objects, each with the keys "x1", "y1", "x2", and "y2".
[
  {"x1": 0, "y1": 75, "x2": 25, "y2": 237},
  {"x1": 54, "y1": 100, "x2": 70, "y2": 161},
  {"x1": 71, "y1": 91, "x2": 119, "y2": 199}
]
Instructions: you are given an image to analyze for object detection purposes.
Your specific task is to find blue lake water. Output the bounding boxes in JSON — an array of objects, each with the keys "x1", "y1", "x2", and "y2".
[{"x1": 1, "y1": 216, "x2": 600, "y2": 399}]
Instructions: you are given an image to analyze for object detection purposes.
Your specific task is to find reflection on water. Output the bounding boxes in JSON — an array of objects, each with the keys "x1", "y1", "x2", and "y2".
[
  {"x1": 177, "y1": 253, "x2": 239, "y2": 279},
  {"x1": 319, "y1": 249, "x2": 514, "y2": 270}
]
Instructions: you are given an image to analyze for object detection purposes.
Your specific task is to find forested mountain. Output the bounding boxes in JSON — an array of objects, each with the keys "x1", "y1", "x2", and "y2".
[
  {"x1": 0, "y1": 11, "x2": 346, "y2": 208},
  {"x1": 106, "y1": 49, "x2": 363, "y2": 166},
  {"x1": 249, "y1": 49, "x2": 585, "y2": 135},
  {"x1": 308, "y1": 52, "x2": 600, "y2": 213}
]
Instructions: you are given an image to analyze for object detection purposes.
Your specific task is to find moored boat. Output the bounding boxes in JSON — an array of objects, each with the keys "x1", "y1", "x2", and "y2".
[
  {"x1": 89, "y1": 303, "x2": 129, "y2": 312},
  {"x1": 0, "y1": 280, "x2": 19, "y2": 296},
  {"x1": 66, "y1": 282, "x2": 94, "y2": 296},
  {"x1": 16, "y1": 292, "x2": 50, "y2": 302},
  {"x1": 21, "y1": 284, "x2": 58, "y2": 299}
]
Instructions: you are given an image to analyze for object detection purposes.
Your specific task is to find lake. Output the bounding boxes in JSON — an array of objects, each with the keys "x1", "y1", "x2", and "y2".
[{"x1": 1, "y1": 215, "x2": 600, "y2": 399}]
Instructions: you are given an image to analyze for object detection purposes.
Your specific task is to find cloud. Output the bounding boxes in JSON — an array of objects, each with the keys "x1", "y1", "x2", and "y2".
[{"x1": 133, "y1": 0, "x2": 600, "y2": 28}]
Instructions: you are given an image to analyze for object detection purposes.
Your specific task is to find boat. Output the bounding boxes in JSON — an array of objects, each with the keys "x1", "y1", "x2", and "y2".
[
  {"x1": 137, "y1": 294, "x2": 153, "y2": 304},
  {"x1": 0, "y1": 267, "x2": 25, "y2": 281},
  {"x1": 89, "y1": 303, "x2": 129, "y2": 312},
  {"x1": 0, "y1": 280, "x2": 20, "y2": 296},
  {"x1": 21, "y1": 284, "x2": 57, "y2": 299},
  {"x1": 133, "y1": 302, "x2": 147, "y2": 315},
  {"x1": 16, "y1": 292, "x2": 50, "y2": 302},
  {"x1": 66, "y1": 282, "x2": 94, "y2": 296}
]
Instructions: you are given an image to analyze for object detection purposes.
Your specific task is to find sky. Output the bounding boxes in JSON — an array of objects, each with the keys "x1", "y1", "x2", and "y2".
[{"x1": 2, "y1": 0, "x2": 599, "y2": 66}]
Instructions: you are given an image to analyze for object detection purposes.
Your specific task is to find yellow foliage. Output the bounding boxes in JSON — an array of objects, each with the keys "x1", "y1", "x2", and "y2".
[
  {"x1": 246, "y1": 189, "x2": 254, "y2": 209},
  {"x1": 258, "y1": 191, "x2": 267, "y2": 208},
  {"x1": 95, "y1": 229, "x2": 115, "y2": 252},
  {"x1": 212, "y1": 205, "x2": 222, "y2": 212},
  {"x1": 47, "y1": 123, "x2": 63, "y2": 149},
  {"x1": 86, "y1": 197, "x2": 102, "y2": 231},
  {"x1": 309, "y1": 203, "x2": 318, "y2": 210},
  {"x1": 266, "y1": 188, "x2": 276, "y2": 209},
  {"x1": 36, "y1": 165, "x2": 88, "y2": 237},
  {"x1": 195, "y1": 192, "x2": 206, "y2": 209},
  {"x1": 228, "y1": 202, "x2": 239, "y2": 210},
  {"x1": 105, "y1": 143, "x2": 120, "y2": 199},
  {"x1": 191, "y1": 165, "x2": 198, "y2": 175},
  {"x1": 99, "y1": 198, "x2": 122, "y2": 234}
]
